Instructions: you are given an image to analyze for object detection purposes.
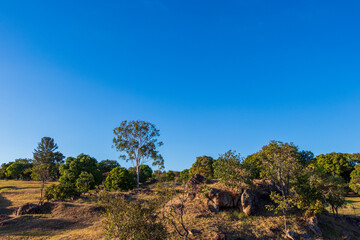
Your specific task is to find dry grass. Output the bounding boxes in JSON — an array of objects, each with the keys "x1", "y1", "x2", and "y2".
[
  {"x1": 0, "y1": 180, "x2": 56, "y2": 215},
  {"x1": 0, "y1": 180, "x2": 359, "y2": 239},
  {"x1": 0, "y1": 180, "x2": 104, "y2": 240}
]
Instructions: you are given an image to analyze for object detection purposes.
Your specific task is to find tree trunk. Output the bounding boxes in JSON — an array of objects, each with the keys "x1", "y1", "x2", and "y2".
[
  {"x1": 40, "y1": 179, "x2": 45, "y2": 204},
  {"x1": 136, "y1": 164, "x2": 140, "y2": 188}
]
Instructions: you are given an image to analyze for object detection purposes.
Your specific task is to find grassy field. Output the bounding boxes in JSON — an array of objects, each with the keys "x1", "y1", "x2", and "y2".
[
  {"x1": 0, "y1": 180, "x2": 103, "y2": 239},
  {"x1": 0, "y1": 180, "x2": 359, "y2": 239},
  {"x1": 0, "y1": 180, "x2": 55, "y2": 215}
]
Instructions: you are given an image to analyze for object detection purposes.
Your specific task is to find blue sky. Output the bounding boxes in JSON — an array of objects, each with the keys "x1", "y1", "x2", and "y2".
[{"x1": 0, "y1": 0, "x2": 359, "y2": 171}]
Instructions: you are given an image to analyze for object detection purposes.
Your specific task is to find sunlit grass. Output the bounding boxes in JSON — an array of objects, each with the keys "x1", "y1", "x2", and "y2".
[{"x1": 337, "y1": 197, "x2": 360, "y2": 216}]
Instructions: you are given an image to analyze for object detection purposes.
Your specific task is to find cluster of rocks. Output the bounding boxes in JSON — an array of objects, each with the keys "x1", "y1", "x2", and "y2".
[{"x1": 187, "y1": 174, "x2": 281, "y2": 216}]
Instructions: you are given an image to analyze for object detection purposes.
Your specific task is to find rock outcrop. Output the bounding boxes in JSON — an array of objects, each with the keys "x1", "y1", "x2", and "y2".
[{"x1": 188, "y1": 175, "x2": 282, "y2": 216}]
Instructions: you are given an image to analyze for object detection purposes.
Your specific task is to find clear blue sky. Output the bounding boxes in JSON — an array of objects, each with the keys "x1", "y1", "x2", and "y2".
[{"x1": 0, "y1": 1, "x2": 359, "y2": 171}]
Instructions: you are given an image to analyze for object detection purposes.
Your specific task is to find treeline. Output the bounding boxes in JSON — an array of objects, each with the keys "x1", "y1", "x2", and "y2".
[{"x1": 0, "y1": 136, "x2": 179, "y2": 201}]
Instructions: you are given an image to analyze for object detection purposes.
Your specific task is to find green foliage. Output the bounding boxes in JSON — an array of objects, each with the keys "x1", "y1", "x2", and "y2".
[
  {"x1": 260, "y1": 141, "x2": 302, "y2": 195},
  {"x1": 153, "y1": 170, "x2": 167, "y2": 182},
  {"x1": 105, "y1": 167, "x2": 137, "y2": 191},
  {"x1": 242, "y1": 152, "x2": 263, "y2": 179},
  {"x1": 129, "y1": 165, "x2": 153, "y2": 183},
  {"x1": 166, "y1": 170, "x2": 175, "y2": 181},
  {"x1": 60, "y1": 154, "x2": 102, "y2": 186},
  {"x1": 293, "y1": 166, "x2": 325, "y2": 215},
  {"x1": 32, "y1": 137, "x2": 64, "y2": 182},
  {"x1": 5, "y1": 159, "x2": 33, "y2": 180},
  {"x1": 98, "y1": 160, "x2": 120, "y2": 180},
  {"x1": 179, "y1": 169, "x2": 190, "y2": 183},
  {"x1": 297, "y1": 150, "x2": 315, "y2": 166},
  {"x1": 113, "y1": 120, "x2": 164, "y2": 188},
  {"x1": 76, "y1": 171, "x2": 95, "y2": 194},
  {"x1": 315, "y1": 153, "x2": 356, "y2": 182},
  {"x1": 350, "y1": 164, "x2": 360, "y2": 194},
  {"x1": 0, "y1": 162, "x2": 13, "y2": 179},
  {"x1": 46, "y1": 154, "x2": 101, "y2": 200},
  {"x1": 213, "y1": 150, "x2": 250, "y2": 188},
  {"x1": 189, "y1": 156, "x2": 215, "y2": 179},
  {"x1": 44, "y1": 182, "x2": 79, "y2": 200},
  {"x1": 101, "y1": 193, "x2": 167, "y2": 240},
  {"x1": 298, "y1": 164, "x2": 347, "y2": 215}
]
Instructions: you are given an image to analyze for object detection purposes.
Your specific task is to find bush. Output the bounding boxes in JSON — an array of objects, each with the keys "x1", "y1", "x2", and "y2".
[
  {"x1": 189, "y1": 156, "x2": 215, "y2": 179},
  {"x1": 76, "y1": 171, "x2": 95, "y2": 194},
  {"x1": 101, "y1": 193, "x2": 167, "y2": 240},
  {"x1": 44, "y1": 184, "x2": 58, "y2": 200},
  {"x1": 105, "y1": 167, "x2": 136, "y2": 191},
  {"x1": 166, "y1": 171, "x2": 175, "y2": 181},
  {"x1": 213, "y1": 150, "x2": 250, "y2": 188},
  {"x1": 179, "y1": 169, "x2": 190, "y2": 183},
  {"x1": 45, "y1": 182, "x2": 79, "y2": 200}
]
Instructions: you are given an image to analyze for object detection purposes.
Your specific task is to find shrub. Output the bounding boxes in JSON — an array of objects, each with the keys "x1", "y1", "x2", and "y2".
[
  {"x1": 189, "y1": 156, "x2": 215, "y2": 179},
  {"x1": 213, "y1": 150, "x2": 250, "y2": 188},
  {"x1": 45, "y1": 182, "x2": 79, "y2": 200},
  {"x1": 105, "y1": 167, "x2": 136, "y2": 191},
  {"x1": 179, "y1": 169, "x2": 190, "y2": 183},
  {"x1": 101, "y1": 193, "x2": 167, "y2": 240},
  {"x1": 166, "y1": 171, "x2": 175, "y2": 181},
  {"x1": 76, "y1": 171, "x2": 95, "y2": 194}
]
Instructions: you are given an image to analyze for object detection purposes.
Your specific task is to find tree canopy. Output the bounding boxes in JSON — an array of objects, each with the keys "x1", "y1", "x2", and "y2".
[
  {"x1": 314, "y1": 153, "x2": 357, "y2": 182},
  {"x1": 32, "y1": 137, "x2": 64, "y2": 202}
]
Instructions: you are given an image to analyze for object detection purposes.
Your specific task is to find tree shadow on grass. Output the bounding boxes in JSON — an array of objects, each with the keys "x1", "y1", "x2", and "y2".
[
  {"x1": 0, "y1": 194, "x2": 12, "y2": 215},
  {"x1": 0, "y1": 215, "x2": 91, "y2": 237}
]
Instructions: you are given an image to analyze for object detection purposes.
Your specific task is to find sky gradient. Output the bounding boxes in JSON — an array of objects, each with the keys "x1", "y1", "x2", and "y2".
[{"x1": 0, "y1": 0, "x2": 359, "y2": 170}]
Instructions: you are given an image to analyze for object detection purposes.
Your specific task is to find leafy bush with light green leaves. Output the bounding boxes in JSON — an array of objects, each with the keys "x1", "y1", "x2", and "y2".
[
  {"x1": 105, "y1": 167, "x2": 136, "y2": 191},
  {"x1": 76, "y1": 171, "x2": 95, "y2": 194},
  {"x1": 189, "y1": 156, "x2": 215, "y2": 179}
]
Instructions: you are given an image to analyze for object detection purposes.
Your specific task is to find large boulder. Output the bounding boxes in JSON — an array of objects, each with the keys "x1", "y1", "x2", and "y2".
[
  {"x1": 204, "y1": 188, "x2": 242, "y2": 213},
  {"x1": 241, "y1": 189, "x2": 256, "y2": 216}
]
